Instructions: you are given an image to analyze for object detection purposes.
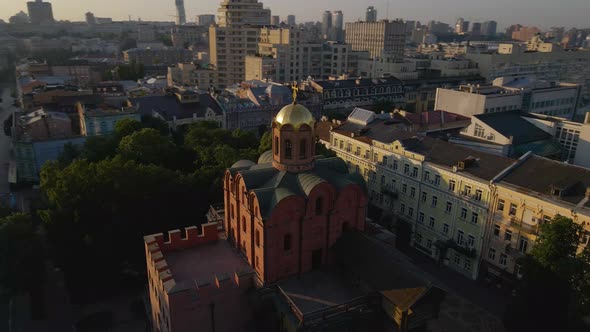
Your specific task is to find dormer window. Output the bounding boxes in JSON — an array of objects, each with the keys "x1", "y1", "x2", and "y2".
[{"x1": 551, "y1": 188, "x2": 561, "y2": 196}]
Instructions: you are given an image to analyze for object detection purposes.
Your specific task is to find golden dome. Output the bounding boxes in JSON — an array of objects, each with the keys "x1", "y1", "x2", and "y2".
[{"x1": 274, "y1": 103, "x2": 315, "y2": 129}]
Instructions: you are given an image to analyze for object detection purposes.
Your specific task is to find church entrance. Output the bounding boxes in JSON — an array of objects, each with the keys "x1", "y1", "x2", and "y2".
[{"x1": 312, "y1": 249, "x2": 322, "y2": 270}]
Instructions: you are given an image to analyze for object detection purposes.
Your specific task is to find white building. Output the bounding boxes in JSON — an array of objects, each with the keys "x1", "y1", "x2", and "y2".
[{"x1": 435, "y1": 77, "x2": 580, "y2": 119}]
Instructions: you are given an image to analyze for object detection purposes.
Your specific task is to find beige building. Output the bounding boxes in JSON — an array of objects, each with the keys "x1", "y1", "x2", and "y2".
[
  {"x1": 209, "y1": 0, "x2": 270, "y2": 88},
  {"x1": 345, "y1": 20, "x2": 406, "y2": 60},
  {"x1": 18, "y1": 108, "x2": 72, "y2": 140},
  {"x1": 483, "y1": 154, "x2": 590, "y2": 280},
  {"x1": 167, "y1": 63, "x2": 218, "y2": 90},
  {"x1": 245, "y1": 28, "x2": 366, "y2": 83},
  {"x1": 327, "y1": 108, "x2": 514, "y2": 279}
]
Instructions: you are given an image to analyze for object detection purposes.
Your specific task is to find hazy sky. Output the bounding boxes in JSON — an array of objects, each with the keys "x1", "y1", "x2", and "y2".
[{"x1": 4, "y1": 0, "x2": 589, "y2": 30}]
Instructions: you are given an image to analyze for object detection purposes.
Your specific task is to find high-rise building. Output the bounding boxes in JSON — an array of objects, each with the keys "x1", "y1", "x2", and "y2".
[
  {"x1": 345, "y1": 20, "x2": 406, "y2": 59},
  {"x1": 455, "y1": 18, "x2": 465, "y2": 34},
  {"x1": 287, "y1": 15, "x2": 296, "y2": 27},
  {"x1": 271, "y1": 15, "x2": 280, "y2": 26},
  {"x1": 511, "y1": 26, "x2": 541, "y2": 41},
  {"x1": 196, "y1": 14, "x2": 215, "y2": 27},
  {"x1": 85, "y1": 12, "x2": 96, "y2": 25},
  {"x1": 331, "y1": 11, "x2": 344, "y2": 42},
  {"x1": 321, "y1": 11, "x2": 332, "y2": 40},
  {"x1": 481, "y1": 21, "x2": 497, "y2": 36},
  {"x1": 210, "y1": 0, "x2": 271, "y2": 87},
  {"x1": 27, "y1": 0, "x2": 54, "y2": 25},
  {"x1": 175, "y1": 0, "x2": 186, "y2": 25},
  {"x1": 471, "y1": 22, "x2": 482, "y2": 36},
  {"x1": 366, "y1": 6, "x2": 377, "y2": 23}
]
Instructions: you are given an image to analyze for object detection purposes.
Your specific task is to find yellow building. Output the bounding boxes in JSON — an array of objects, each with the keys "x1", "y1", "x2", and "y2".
[
  {"x1": 329, "y1": 108, "x2": 514, "y2": 279},
  {"x1": 483, "y1": 154, "x2": 590, "y2": 280}
]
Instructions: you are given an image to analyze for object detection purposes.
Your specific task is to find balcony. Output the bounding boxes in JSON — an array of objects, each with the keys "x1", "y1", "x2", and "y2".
[
  {"x1": 435, "y1": 239, "x2": 477, "y2": 258},
  {"x1": 505, "y1": 243, "x2": 525, "y2": 259},
  {"x1": 493, "y1": 214, "x2": 539, "y2": 235},
  {"x1": 381, "y1": 184, "x2": 398, "y2": 199}
]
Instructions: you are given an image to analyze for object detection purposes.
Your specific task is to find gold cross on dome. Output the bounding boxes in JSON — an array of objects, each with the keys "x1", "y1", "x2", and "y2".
[{"x1": 291, "y1": 82, "x2": 299, "y2": 104}]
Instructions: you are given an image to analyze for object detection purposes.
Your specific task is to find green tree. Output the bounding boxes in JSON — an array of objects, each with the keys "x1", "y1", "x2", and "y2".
[
  {"x1": 118, "y1": 128, "x2": 175, "y2": 166},
  {"x1": 58, "y1": 142, "x2": 81, "y2": 167},
  {"x1": 141, "y1": 115, "x2": 169, "y2": 135},
  {"x1": 114, "y1": 118, "x2": 143, "y2": 139},
  {"x1": 81, "y1": 136, "x2": 118, "y2": 162},
  {"x1": 0, "y1": 213, "x2": 44, "y2": 296},
  {"x1": 258, "y1": 131, "x2": 272, "y2": 154},
  {"x1": 504, "y1": 215, "x2": 589, "y2": 331}
]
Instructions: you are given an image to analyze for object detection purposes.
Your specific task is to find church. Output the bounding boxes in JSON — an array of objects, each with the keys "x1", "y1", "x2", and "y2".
[{"x1": 223, "y1": 96, "x2": 368, "y2": 284}]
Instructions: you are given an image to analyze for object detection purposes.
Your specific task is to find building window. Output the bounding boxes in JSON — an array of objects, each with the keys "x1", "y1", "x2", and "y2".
[
  {"x1": 445, "y1": 201, "x2": 453, "y2": 213},
  {"x1": 457, "y1": 230, "x2": 464, "y2": 245},
  {"x1": 383, "y1": 156, "x2": 388, "y2": 166},
  {"x1": 429, "y1": 217, "x2": 435, "y2": 228},
  {"x1": 488, "y1": 248, "x2": 496, "y2": 260},
  {"x1": 474, "y1": 123, "x2": 485, "y2": 138},
  {"x1": 418, "y1": 213, "x2": 425, "y2": 224},
  {"x1": 412, "y1": 167, "x2": 418, "y2": 178},
  {"x1": 285, "y1": 140, "x2": 293, "y2": 159},
  {"x1": 299, "y1": 139, "x2": 306, "y2": 158},
  {"x1": 393, "y1": 160, "x2": 398, "y2": 170},
  {"x1": 400, "y1": 204, "x2": 406, "y2": 214},
  {"x1": 284, "y1": 234, "x2": 292, "y2": 251},
  {"x1": 519, "y1": 237, "x2": 528, "y2": 253},
  {"x1": 421, "y1": 191, "x2": 427, "y2": 202},
  {"x1": 464, "y1": 185, "x2": 472, "y2": 196},
  {"x1": 415, "y1": 233, "x2": 422, "y2": 244},
  {"x1": 509, "y1": 203, "x2": 517, "y2": 216},
  {"x1": 426, "y1": 239, "x2": 432, "y2": 249},
  {"x1": 464, "y1": 259, "x2": 471, "y2": 271},
  {"x1": 443, "y1": 223, "x2": 449, "y2": 234},
  {"x1": 460, "y1": 208, "x2": 467, "y2": 219},
  {"x1": 255, "y1": 230, "x2": 260, "y2": 247},
  {"x1": 410, "y1": 187, "x2": 416, "y2": 198},
  {"x1": 424, "y1": 171, "x2": 430, "y2": 181},
  {"x1": 381, "y1": 175, "x2": 386, "y2": 185},
  {"x1": 315, "y1": 197, "x2": 323, "y2": 215},
  {"x1": 475, "y1": 190, "x2": 482, "y2": 201},
  {"x1": 471, "y1": 212, "x2": 479, "y2": 224},
  {"x1": 408, "y1": 208, "x2": 414, "y2": 217},
  {"x1": 275, "y1": 137, "x2": 279, "y2": 155},
  {"x1": 497, "y1": 199, "x2": 505, "y2": 211},
  {"x1": 449, "y1": 180, "x2": 456, "y2": 191},
  {"x1": 467, "y1": 235, "x2": 475, "y2": 247},
  {"x1": 434, "y1": 175, "x2": 441, "y2": 186},
  {"x1": 505, "y1": 229, "x2": 513, "y2": 242},
  {"x1": 499, "y1": 253, "x2": 507, "y2": 266},
  {"x1": 494, "y1": 224, "x2": 500, "y2": 236},
  {"x1": 431, "y1": 196, "x2": 438, "y2": 207},
  {"x1": 454, "y1": 254, "x2": 461, "y2": 265},
  {"x1": 404, "y1": 164, "x2": 409, "y2": 174},
  {"x1": 402, "y1": 184, "x2": 407, "y2": 194},
  {"x1": 242, "y1": 217, "x2": 247, "y2": 232}
]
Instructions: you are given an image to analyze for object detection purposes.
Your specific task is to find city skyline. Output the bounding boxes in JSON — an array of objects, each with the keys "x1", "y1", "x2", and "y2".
[{"x1": 3, "y1": 0, "x2": 590, "y2": 30}]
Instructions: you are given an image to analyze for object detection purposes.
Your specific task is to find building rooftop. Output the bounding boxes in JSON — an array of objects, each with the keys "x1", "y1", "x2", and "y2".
[
  {"x1": 500, "y1": 155, "x2": 590, "y2": 207},
  {"x1": 404, "y1": 110, "x2": 470, "y2": 125},
  {"x1": 228, "y1": 155, "x2": 366, "y2": 220},
  {"x1": 165, "y1": 239, "x2": 252, "y2": 286},
  {"x1": 312, "y1": 77, "x2": 403, "y2": 89},
  {"x1": 130, "y1": 92, "x2": 223, "y2": 121},
  {"x1": 474, "y1": 111, "x2": 551, "y2": 144}
]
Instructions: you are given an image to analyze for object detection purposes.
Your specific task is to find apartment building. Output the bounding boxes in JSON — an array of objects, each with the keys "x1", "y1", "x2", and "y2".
[
  {"x1": 209, "y1": 0, "x2": 271, "y2": 88},
  {"x1": 167, "y1": 63, "x2": 218, "y2": 90},
  {"x1": 329, "y1": 108, "x2": 514, "y2": 279},
  {"x1": 123, "y1": 48, "x2": 193, "y2": 66},
  {"x1": 483, "y1": 154, "x2": 590, "y2": 281},
  {"x1": 345, "y1": 20, "x2": 406, "y2": 60}
]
